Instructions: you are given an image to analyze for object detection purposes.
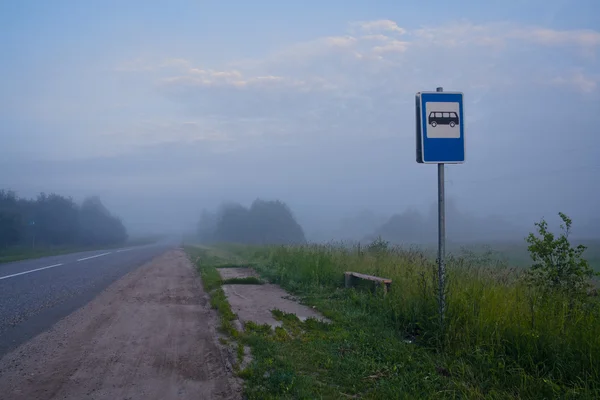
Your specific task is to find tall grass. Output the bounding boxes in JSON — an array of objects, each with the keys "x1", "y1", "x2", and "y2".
[{"x1": 227, "y1": 242, "x2": 600, "y2": 396}]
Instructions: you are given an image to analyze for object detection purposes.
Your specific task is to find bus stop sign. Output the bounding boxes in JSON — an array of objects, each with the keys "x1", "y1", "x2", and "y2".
[{"x1": 416, "y1": 91, "x2": 465, "y2": 163}]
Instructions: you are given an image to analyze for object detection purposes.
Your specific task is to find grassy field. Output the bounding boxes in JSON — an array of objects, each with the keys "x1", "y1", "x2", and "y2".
[
  {"x1": 187, "y1": 241, "x2": 600, "y2": 399},
  {"x1": 415, "y1": 239, "x2": 600, "y2": 273},
  {"x1": 0, "y1": 236, "x2": 162, "y2": 264}
]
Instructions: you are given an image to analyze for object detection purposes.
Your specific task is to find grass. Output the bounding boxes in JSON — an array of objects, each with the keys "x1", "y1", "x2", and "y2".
[
  {"x1": 0, "y1": 236, "x2": 161, "y2": 264},
  {"x1": 442, "y1": 240, "x2": 600, "y2": 272},
  {"x1": 187, "y1": 246, "x2": 240, "y2": 338},
  {"x1": 0, "y1": 246, "x2": 90, "y2": 264},
  {"x1": 223, "y1": 277, "x2": 264, "y2": 285},
  {"x1": 217, "y1": 242, "x2": 600, "y2": 399}
]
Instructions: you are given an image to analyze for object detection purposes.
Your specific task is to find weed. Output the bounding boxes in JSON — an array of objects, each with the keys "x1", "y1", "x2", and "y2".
[
  {"x1": 237, "y1": 342, "x2": 245, "y2": 364},
  {"x1": 525, "y1": 213, "x2": 597, "y2": 297},
  {"x1": 222, "y1": 277, "x2": 263, "y2": 285},
  {"x1": 224, "y1": 242, "x2": 600, "y2": 398},
  {"x1": 185, "y1": 246, "x2": 239, "y2": 337}
]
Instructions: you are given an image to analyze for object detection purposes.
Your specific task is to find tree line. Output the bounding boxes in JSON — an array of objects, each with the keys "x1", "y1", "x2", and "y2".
[
  {"x1": 198, "y1": 199, "x2": 306, "y2": 245},
  {"x1": 0, "y1": 190, "x2": 127, "y2": 249}
]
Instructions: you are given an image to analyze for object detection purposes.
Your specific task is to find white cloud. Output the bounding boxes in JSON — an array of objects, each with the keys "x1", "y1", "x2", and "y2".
[
  {"x1": 551, "y1": 70, "x2": 598, "y2": 93},
  {"x1": 108, "y1": 19, "x2": 599, "y2": 158},
  {"x1": 322, "y1": 35, "x2": 358, "y2": 47},
  {"x1": 372, "y1": 40, "x2": 410, "y2": 54},
  {"x1": 516, "y1": 28, "x2": 600, "y2": 48},
  {"x1": 160, "y1": 71, "x2": 313, "y2": 91},
  {"x1": 353, "y1": 20, "x2": 406, "y2": 35},
  {"x1": 361, "y1": 34, "x2": 390, "y2": 41}
]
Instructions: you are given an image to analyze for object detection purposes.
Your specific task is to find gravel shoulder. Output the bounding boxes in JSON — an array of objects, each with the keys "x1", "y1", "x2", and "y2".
[{"x1": 0, "y1": 249, "x2": 240, "y2": 400}]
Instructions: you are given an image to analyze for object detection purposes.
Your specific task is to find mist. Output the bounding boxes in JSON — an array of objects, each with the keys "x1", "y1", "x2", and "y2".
[{"x1": 1, "y1": 1, "x2": 599, "y2": 249}]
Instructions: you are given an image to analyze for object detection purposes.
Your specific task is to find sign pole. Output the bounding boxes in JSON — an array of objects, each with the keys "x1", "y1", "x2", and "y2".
[
  {"x1": 436, "y1": 86, "x2": 446, "y2": 332},
  {"x1": 416, "y1": 86, "x2": 464, "y2": 334}
]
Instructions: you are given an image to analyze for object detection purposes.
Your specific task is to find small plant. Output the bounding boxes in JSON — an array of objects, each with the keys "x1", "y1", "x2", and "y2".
[
  {"x1": 222, "y1": 277, "x2": 263, "y2": 285},
  {"x1": 525, "y1": 212, "x2": 596, "y2": 298},
  {"x1": 366, "y1": 236, "x2": 389, "y2": 255}
]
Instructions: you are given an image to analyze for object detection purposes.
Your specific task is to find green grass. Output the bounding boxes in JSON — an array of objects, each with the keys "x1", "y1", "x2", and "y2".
[
  {"x1": 241, "y1": 299, "x2": 460, "y2": 399},
  {"x1": 223, "y1": 277, "x2": 264, "y2": 285},
  {"x1": 0, "y1": 246, "x2": 87, "y2": 264},
  {"x1": 219, "y1": 243, "x2": 600, "y2": 399},
  {"x1": 441, "y1": 240, "x2": 600, "y2": 272},
  {"x1": 186, "y1": 245, "x2": 239, "y2": 337},
  {"x1": 0, "y1": 236, "x2": 161, "y2": 264}
]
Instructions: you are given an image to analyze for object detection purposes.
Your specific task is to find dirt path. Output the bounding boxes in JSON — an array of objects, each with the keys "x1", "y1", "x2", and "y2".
[{"x1": 0, "y1": 249, "x2": 240, "y2": 400}]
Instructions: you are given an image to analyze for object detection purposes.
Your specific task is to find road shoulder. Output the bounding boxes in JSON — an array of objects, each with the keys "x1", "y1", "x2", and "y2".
[{"x1": 0, "y1": 249, "x2": 241, "y2": 400}]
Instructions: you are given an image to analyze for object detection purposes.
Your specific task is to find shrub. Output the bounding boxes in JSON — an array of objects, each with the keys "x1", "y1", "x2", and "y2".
[{"x1": 525, "y1": 212, "x2": 596, "y2": 298}]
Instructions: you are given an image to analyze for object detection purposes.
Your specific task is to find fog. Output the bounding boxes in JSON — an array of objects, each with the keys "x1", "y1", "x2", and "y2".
[{"x1": 1, "y1": 1, "x2": 599, "y2": 245}]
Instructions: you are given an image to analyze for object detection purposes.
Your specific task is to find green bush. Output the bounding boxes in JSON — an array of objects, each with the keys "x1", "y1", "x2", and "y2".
[{"x1": 525, "y1": 212, "x2": 596, "y2": 297}]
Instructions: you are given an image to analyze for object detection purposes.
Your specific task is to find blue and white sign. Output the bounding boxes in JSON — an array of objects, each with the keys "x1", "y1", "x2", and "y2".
[{"x1": 416, "y1": 91, "x2": 465, "y2": 163}]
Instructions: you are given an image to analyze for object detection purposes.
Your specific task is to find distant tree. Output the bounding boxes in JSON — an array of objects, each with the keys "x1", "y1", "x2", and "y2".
[
  {"x1": 367, "y1": 208, "x2": 430, "y2": 244},
  {"x1": 0, "y1": 190, "x2": 23, "y2": 248},
  {"x1": 34, "y1": 193, "x2": 80, "y2": 246},
  {"x1": 0, "y1": 190, "x2": 127, "y2": 249},
  {"x1": 0, "y1": 190, "x2": 128, "y2": 250},
  {"x1": 202, "y1": 199, "x2": 306, "y2": 245},
  {"x1": 197, "y1": 209, "x2": 218, "y2": 242},
  {"x1": 248, "y1": 199, "x2": 306, "y2": 245},
  {"x1": 213, "y1": 202, "x2": 252, "y2": 243},
  {"x1": 78, "y1": 196, "x2": 128, "y2": 246}
]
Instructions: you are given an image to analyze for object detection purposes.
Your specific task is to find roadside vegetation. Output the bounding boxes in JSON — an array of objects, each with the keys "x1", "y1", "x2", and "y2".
[
  {"x1": 0, "y1": 235, "x2": 162, "y2": 264},
  {"x1": 197, "y1": 199, "x2": 306, "y2": 245},
  {"x1": 186, "y1": 246, "x2": 245, "y2": 339},
  {"x1": 190, "y1": 212, "x2": 599, "y2": 399},
  {"x1": 0, "y1": 190, "x2": 128, "y2": 262}
]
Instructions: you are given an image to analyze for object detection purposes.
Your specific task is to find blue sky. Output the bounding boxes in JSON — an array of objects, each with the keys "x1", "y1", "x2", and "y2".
[{"x1": 1, "y1": 0, "x2": 599, "y2": 236}]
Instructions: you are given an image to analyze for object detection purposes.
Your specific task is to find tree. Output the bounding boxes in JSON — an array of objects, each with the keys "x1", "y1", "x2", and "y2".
[
  {"x1": 34, "y1": 193, "x2": 80, "y2": 246},
  {"x1": 79, "y1": 196, "x2": 128, "y2": 246},
  {"x1": 525, "y1": 212, "x2": 596, "y2": 298},
  {"x1": 214, "y1": 202, "x2": 252, "y2": 243},
  {"x1": 248, "y1": 199, "x2": 306, "y2": 245},
  {"x1": 0, "y1": 190, "x2": 128, "y2": 250},
  {"x1": 0, "y1": 190, "x2": 23, "y2": 248},
  {"x1": 197, "y1": 209, "x2": 218, "y2": 242},
  {"x1": 201, "y1": 199, "x2": 306, "y2": 245}
]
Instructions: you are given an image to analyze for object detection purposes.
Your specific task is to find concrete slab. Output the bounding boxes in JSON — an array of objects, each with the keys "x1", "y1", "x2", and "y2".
[
  {"x1": 221, "y1": 283, "x2": 329, "y2": 329},
  {"x1": 217, "y1": 268, "x2": 258, "y2": 280}
]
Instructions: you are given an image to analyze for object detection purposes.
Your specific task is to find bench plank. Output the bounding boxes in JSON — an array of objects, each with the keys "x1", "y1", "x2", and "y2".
[
  {"x1": 346, "y1": 272, "x2": 392, "y2": 283},
  {"x1": 345, "y1": 271, "x2": 392, "y2": 295}
]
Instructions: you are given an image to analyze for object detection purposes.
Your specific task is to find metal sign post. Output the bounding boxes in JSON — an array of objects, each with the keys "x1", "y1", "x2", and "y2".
[
  {"x1": 416, "y1": 87, "x2": 465, "y2": 331},
  {"x1": 437, "y1": 85, "x2": 446, "y2": 330},
  {"x1": 29, "y1": 220, "x2": 36, "y2": 249}
]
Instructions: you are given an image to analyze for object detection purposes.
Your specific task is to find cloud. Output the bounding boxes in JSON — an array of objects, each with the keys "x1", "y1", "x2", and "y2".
[
  {"x1": 372, "y1": 40, "x2": 409, "y2": 54},
  {"x1": 353, "y1": 20, "x2": 406, "y2": 35},
  {"x1": 161, "y1": 72, "x2": 307, "y2": 90},
  {"x1": 551, "y1": 70, "x2": 598, "y2": 93},
  {"x1": 107, "y1": 19, "x2": 599, "y2": 156},
  {"x1": 322, "y1": 36, "x2": 358, "y2": 47},
  {"x1": 516, "y1": 27, "x2": 600, "y2": 48}
]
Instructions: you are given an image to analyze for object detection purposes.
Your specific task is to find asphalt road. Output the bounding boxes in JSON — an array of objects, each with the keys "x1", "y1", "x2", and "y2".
[{"x1": 0, "y1": 242, "x2": 174, "y2": 357}]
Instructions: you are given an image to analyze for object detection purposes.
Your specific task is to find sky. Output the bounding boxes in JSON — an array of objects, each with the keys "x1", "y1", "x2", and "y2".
[{"x1": 1, "y1": 0, "x2": 599, "y2": 237}]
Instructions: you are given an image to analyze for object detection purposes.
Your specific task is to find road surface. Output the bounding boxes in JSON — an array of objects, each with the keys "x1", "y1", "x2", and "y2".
[
  {"x1": 0, "y1": 243, "x2": 171, "y2": 356},
  {"x1": 0, "y1": 248, "x2": 239, "y2": 399}
]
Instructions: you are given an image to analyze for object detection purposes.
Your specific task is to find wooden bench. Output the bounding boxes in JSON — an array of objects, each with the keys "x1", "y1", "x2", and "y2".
[{"x1": 344, "y1": 271, "x2": 392, "y2": 295}]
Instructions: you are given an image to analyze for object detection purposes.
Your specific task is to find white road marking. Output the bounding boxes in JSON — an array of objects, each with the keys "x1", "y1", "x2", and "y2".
[
  {"x1": 0, "y1": 264, "x2": 64, "y2": 281},
  {"x1": 77, "y1": 252, "x2": 111, "y2": 262},
  {"x1": 116, "y1": 248, "x2": 133, "y2": 253}
]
